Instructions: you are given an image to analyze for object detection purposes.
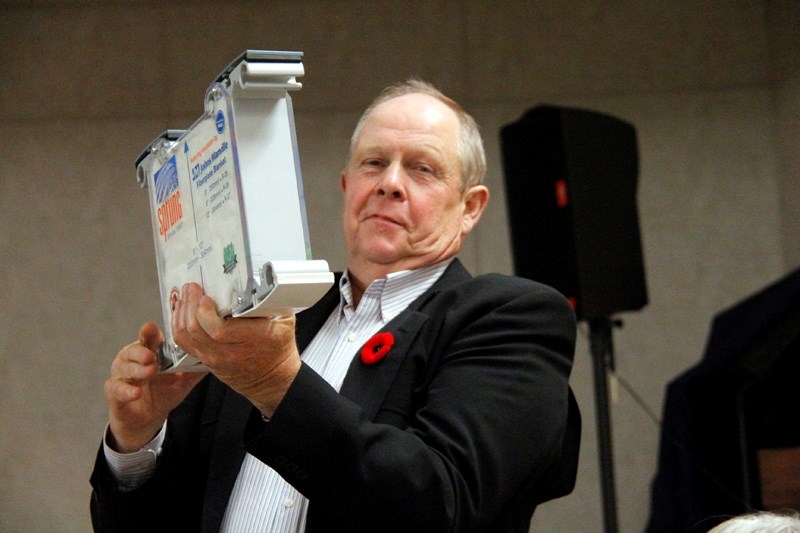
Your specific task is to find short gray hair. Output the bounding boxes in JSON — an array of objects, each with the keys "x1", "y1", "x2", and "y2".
[{"x1": 347, "y1": 79, "x2": 486, "y2": 190}]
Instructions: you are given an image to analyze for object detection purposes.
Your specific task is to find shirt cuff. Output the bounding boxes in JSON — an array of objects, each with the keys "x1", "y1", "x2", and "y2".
[{"x1": 102, "y1": 422, "x2": 167, "y2": 491}]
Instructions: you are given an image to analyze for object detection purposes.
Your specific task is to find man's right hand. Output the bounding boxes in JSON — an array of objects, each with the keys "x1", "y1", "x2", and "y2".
[{"x1": 104, "y1": 321, "x2": 207, "y2": 453}]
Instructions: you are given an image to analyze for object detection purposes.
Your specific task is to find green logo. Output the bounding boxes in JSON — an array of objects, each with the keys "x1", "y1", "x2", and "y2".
[{"x1": 222, "y1": 243, "x2": 237, "y2": 273}]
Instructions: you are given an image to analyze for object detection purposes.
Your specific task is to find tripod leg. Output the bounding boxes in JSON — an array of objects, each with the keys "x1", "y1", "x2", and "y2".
[{"x1": 590, "y1": 318, "x2": 619, "y2": 533}]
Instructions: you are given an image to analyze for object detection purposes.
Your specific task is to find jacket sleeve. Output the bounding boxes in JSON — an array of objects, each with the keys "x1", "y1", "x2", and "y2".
[{"x1": 89, "y1": 377, "x2": 217, "y2": 533}]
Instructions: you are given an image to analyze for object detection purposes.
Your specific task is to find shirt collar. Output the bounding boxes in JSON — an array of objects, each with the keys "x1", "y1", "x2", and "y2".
[{"x1": 338, "y1": 258, "x2": 453, "y2": 321}]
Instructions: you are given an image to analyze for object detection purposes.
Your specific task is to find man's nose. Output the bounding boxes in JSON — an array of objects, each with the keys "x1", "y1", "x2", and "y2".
[{"x1": 377, "y1": 162, "x2": 406, "y2": 199}]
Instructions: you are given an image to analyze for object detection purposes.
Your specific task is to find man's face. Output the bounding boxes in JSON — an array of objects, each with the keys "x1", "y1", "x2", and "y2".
[{"x1": 340, "y1": 93, "x2": 486, "y2": 280}]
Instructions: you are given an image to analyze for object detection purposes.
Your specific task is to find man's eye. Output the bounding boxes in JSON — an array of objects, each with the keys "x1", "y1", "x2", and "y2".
[{"x1": 362, "y1": 159, "x2": 384, "y2": 168}]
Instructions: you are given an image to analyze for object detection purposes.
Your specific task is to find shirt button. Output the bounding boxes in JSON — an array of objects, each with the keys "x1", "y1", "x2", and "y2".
[
  {"x1": 283, "y1": 498, "x2": 295, "y2": 508},
  {"x1": 347, "y1": 332, "x2": 356, "y2": 342}
]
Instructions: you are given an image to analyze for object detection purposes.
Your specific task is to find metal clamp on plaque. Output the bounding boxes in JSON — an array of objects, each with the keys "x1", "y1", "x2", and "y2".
[{"x1": 136, "y1": 50, "x2": 334, "y2": 372}]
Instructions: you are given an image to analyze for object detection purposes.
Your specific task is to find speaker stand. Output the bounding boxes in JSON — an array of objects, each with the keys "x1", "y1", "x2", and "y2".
[{"x1": 589, "y1": 317, "x2": 619, "y2": 533}]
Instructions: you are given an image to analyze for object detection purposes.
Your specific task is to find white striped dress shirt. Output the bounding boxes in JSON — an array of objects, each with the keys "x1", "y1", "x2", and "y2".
[{"x1": 105, "y1": 260, "x2": 450, "y2": 532}]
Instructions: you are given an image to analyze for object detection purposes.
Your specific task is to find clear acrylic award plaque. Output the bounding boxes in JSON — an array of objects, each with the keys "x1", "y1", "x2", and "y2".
[{"x1": 135, "y1": 50, "x2": 334, "y2": 372}]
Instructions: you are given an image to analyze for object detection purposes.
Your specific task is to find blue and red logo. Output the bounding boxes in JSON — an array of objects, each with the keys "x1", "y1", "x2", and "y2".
[{"x1": 154, "y1": 156, "x2": 183, "y2": 241}]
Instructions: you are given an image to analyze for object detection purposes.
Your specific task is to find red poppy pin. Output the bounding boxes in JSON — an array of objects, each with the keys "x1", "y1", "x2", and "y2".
[{"x1": 360, "y1": 331, "x2": 395, "y2": 365}]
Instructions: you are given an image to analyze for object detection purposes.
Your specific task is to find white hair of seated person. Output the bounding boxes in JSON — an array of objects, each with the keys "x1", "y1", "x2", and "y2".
[{"x1": 707, "y1": 510, "x2": 800, "y2": 533}]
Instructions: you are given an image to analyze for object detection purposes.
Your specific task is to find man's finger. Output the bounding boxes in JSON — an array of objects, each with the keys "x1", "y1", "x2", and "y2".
[
  {"x1": 105, "y1": 378, "x2": 142, "y2": 403},
  {"x1": 196, "y1": 295, "x2": 225, "y2": 338},
  {"x1": 138, "y1": 321, "x2": 164, "y2": 353}
]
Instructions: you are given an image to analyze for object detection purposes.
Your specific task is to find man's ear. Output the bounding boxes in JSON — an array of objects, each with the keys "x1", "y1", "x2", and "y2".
[
  {"x1": 460, "y1": 185, "x2": 489, "y2": 235},
  {"x1": 340, "y1": 171, "x2": 347, "y2": 191}
]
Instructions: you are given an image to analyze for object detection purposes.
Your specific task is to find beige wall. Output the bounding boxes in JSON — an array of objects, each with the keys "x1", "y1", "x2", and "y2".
[
  {"x1": 771, "y1": 1, "x2": 800, "y2": 270},
  {"x1": 1, "y1": 1, "x2": 797, "y2": 531}
]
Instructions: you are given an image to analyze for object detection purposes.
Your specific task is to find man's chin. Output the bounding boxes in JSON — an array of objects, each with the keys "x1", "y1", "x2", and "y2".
[{"x1": 351, "y1": 246, "x2": 411, "y2": 269}]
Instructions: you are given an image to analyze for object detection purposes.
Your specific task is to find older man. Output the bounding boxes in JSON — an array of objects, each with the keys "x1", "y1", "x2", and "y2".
[{"x1": 91, "y1": 80, "x2": 580, "y2": 532}]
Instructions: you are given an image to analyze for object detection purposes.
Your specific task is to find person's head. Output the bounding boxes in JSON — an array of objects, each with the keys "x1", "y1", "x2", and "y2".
[
  {"x1": 340, "y1": 80, "x2": 489, "y2": 286},
  {"x1": 347, "y1": 79, "x2": 487, "y2": 191},
  {"x1": 707, "y1": 510, "x2": 800, "y2": 533}
]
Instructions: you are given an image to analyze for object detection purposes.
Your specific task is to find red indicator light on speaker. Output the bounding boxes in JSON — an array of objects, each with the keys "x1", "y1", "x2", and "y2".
[
  {"x1": 555, "y1": 179, "x2": 569, "y2": 207},
  {"x1": 567, "y1": 296, "x2": 577, "y2": 309}
]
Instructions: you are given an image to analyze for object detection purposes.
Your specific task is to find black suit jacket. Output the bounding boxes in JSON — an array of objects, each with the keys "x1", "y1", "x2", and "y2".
[
  {"x1": 646, "y1": 267, "x2": 800, "y2": 532},
  {"x1": 91, "y1": 259, "x2": 580, "y2": 532}
]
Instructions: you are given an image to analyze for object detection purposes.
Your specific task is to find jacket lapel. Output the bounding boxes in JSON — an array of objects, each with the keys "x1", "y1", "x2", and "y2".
[
  {"x1": 338, "y1": 309, "x2": 429, "y2": 420},
  {"x1": 339, "y1": 260, "x2": 471, "y2": 420}
]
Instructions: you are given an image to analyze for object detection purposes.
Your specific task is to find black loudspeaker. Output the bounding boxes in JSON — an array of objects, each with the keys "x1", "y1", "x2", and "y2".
[{"x1": 500, "y1": 105, "x2": 647, "y2": 321}]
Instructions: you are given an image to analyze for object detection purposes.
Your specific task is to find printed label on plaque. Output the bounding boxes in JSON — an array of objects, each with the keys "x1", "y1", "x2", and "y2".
[{"x1": 149, "y1": 100, "x2": 249, "y2": 336}]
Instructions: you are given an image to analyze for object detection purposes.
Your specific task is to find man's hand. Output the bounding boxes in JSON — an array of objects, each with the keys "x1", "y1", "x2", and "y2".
[
  {"x1": 171, "y1": 283, "x2": 302, "y2": 418},
  {"x1": 105, "y1": 322, "x2": 207, "y2": 452}
]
